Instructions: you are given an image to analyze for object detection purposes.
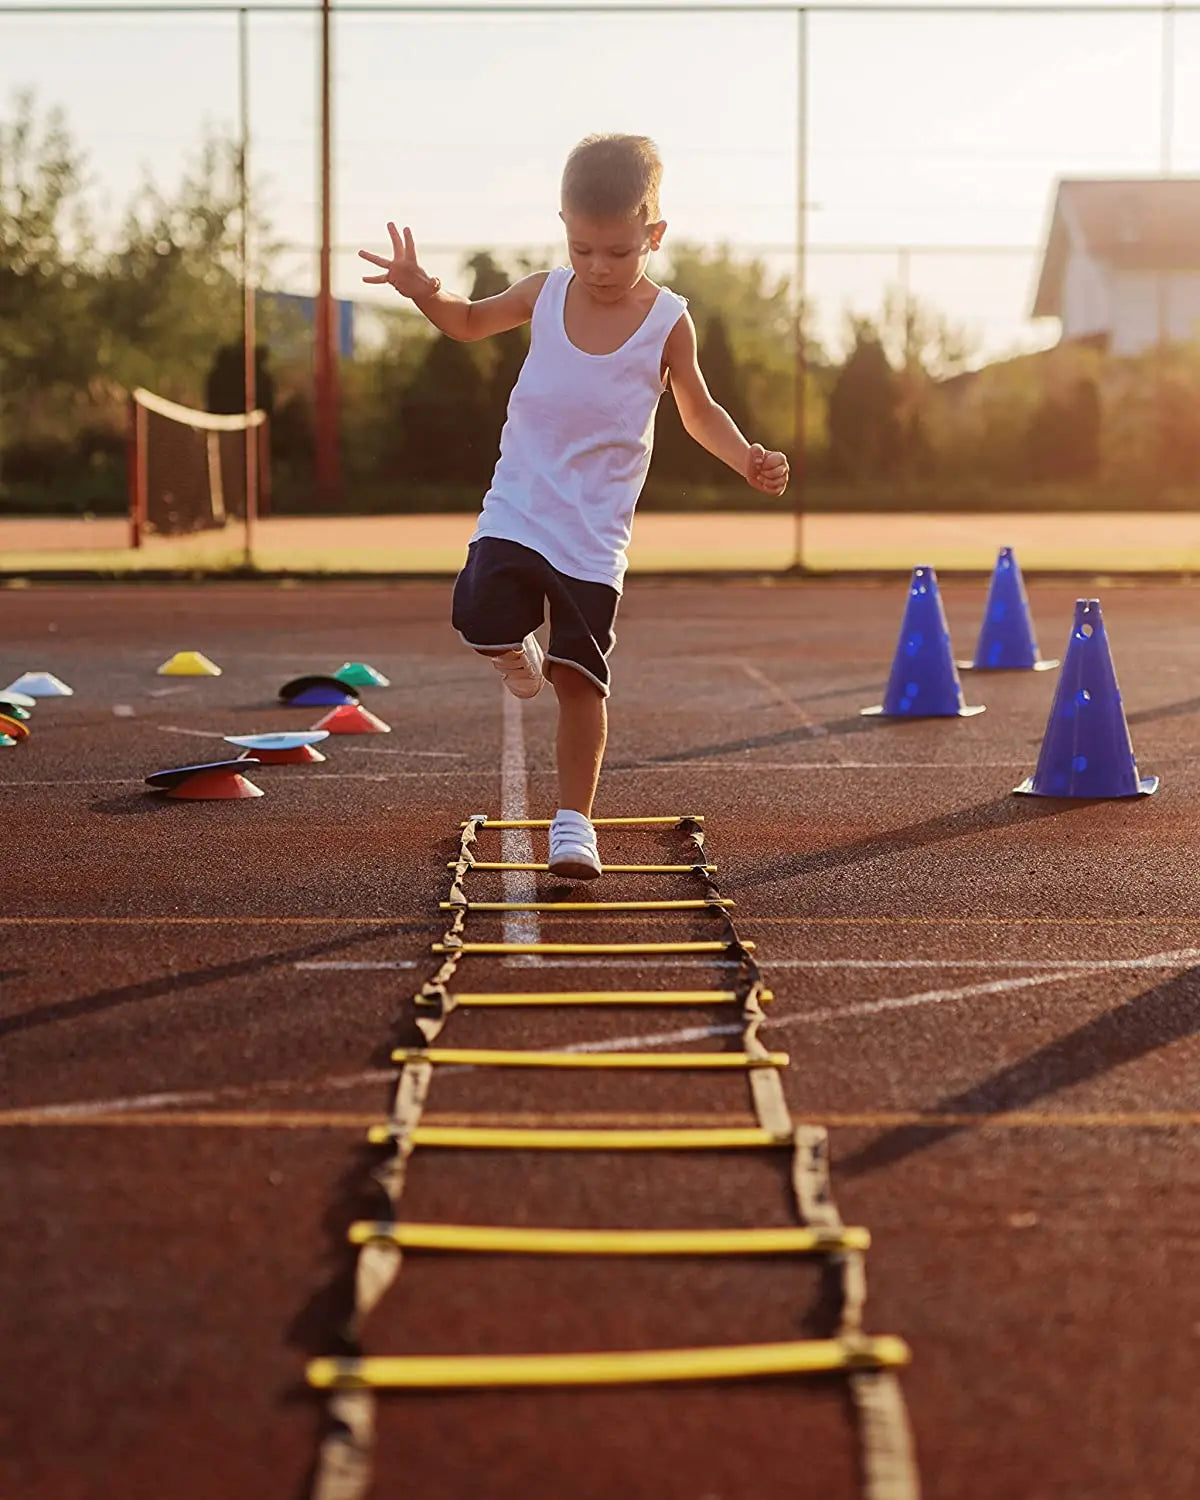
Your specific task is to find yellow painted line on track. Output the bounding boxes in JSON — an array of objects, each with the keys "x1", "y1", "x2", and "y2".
[
  {"x1": 432, "y1": 941, "x2": 753, "y2": 956},
  {"x1": 6, "y1": 1110, "x2": 1200, "y2": 1133},
  {"x1": 0, "y1": 1109, "x2": 377, "y2": 1128},
  {"x1": 0, "y1": 916, "x2": 419, "y2": 926},
  {"x1": 451, "y1": 990, "x2": 774, "y2": 1005},
  {"x1": 463, "y1": 816, "x2": 702, "y2": 829},
  {"x1": 371, "y1": 1125, "x2": 792, "y2": 1148},
  {"x1": 449, "y1": 862, "x2": 718, "y2": 873},
  {"x1": 439, "y1": 900, "x2": 734, "y2": 912},
  {"x1": 307, "y1": 1337, "x2": 912, "y2": 1390},
  {"x1": 390, "y1": 1048, "x2": 789, "y2": 1069},
  {"x1": 348, "y1": 1222, "x2": 870, "y2": 1254},
  {"x1": 8, "y1": 915, "x2": 1200, "y2": 927}
]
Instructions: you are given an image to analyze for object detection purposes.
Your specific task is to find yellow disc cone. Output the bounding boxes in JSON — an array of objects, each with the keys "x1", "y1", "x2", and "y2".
[{"x1": 157, "y1": 651, "x2": 223, "y2": 677}]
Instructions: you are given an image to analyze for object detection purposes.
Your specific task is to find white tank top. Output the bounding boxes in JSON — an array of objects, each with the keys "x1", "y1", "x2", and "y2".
[{"x1": 471, "y1": 266, "x2": 688, "y2": 592}]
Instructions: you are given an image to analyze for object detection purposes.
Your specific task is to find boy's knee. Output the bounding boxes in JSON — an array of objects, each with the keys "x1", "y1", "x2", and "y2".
[{"x1": 549, "y1": 661, "x2": 607, "y2": 700}]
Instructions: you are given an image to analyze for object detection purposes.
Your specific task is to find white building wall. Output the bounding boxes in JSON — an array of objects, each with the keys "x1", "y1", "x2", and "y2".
[
  {"x1": 1060, "y1": 252, "x2": 1111, "y2": 342},
  {"x1": 1105, "y1": 269, "x2": 1200, "y2": 355}
]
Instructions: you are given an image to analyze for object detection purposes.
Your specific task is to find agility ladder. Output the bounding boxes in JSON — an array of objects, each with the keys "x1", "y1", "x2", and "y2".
[{"x1": 307, "y1": 814, "x2": 919, "y2": 1500}]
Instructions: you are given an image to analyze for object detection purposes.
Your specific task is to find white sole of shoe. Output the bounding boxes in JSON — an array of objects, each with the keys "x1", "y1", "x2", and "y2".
[{"x1": 547, "y1": 857, "x2": 602, "y2": 881}]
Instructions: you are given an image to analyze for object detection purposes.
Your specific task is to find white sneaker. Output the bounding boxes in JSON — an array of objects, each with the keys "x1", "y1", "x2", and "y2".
[
  {"x1": 548, "y1": 811, "x2": 602, "y2": 881},
  {"x1": 490, "y1": 633, "x2": 544, "y2": 699}
]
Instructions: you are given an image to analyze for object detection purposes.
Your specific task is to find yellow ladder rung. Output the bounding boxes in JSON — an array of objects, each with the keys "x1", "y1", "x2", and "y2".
[
  {"x1": 390, "y1": 1048, "x2": 789, "y2": 1070},
  {"x1": 431, "y1": 940, "x2": 753, "y2": 955},
  {"x1": 462, "y1": 816, "x2": 703, "y2": 829},
  {"x1": 369, "y1": 1124, "x2": 790, "y2": 1149},
  {"x1": 448, "y1": 862, "x2": 717, "y2": 873},
  {"x1": 348, "y1": 1222, "x2": 869, "y2": 1254},
  {"x1": 449, "y1": 990, "x2": 774, "y2": 1005},
  {"x1": 307, "y1": 1336, "x2": 911, "y2": 1390},
  {"x1": 439, "y1": 899, "x2": 734, "y2": 912}
]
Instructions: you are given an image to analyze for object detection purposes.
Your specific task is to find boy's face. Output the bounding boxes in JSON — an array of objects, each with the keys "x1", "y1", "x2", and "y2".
[{"x1": 560, "y1": 208, "x2": 666, "y2": 301}]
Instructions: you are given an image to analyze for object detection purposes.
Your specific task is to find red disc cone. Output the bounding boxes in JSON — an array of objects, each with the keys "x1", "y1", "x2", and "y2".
[
  {"x1": 167, "y1": 769, "x2": 265, "y2": 800},
  {"x1": 311, "y1": 703, "x2": 391, "y2": 735},
  {"x1": 238, "y1": 744, "x2": 326, "y2": 764}
]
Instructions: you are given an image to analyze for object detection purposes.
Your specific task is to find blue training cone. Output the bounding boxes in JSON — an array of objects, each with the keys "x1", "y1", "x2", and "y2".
[
  {"x1": 861, "y1": 565, "x2": 985, "y2": 719},
  {"x1": 958, "y1": 547, "x2": 1059, "y2": 672},
  {"x1": 1014, "y1": 599, "x2": 1156, "y2": 798}
]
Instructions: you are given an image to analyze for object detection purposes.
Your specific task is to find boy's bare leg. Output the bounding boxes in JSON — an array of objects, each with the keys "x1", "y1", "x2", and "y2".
[{"x1": 550, "y1": 664, "x2": 607, "y2": 817}]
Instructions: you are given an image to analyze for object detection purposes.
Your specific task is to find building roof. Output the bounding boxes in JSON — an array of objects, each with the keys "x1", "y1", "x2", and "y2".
[{"x1": 1033, "y1": 177, "x2": 1200, "y2": 319}]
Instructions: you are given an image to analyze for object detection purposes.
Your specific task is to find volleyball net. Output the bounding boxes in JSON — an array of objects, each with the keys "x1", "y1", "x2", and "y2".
[{"x1": 128, "y1": 387, "x2": 269, "y2": 552}]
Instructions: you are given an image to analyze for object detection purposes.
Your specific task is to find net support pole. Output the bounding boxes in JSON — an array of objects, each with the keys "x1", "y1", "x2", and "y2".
[
  {"x1": 128, "y1": 393, "x2": 148, "y2": 550},
  {"x1": 314, "y1": 0, "x2": 341, "y2": 509},
  {"x1": 238, "y1": 6, "x2": 258, "y2": 569},
  {"x1": 791, "y1": 4, "x2": 809, "y2": 575}
]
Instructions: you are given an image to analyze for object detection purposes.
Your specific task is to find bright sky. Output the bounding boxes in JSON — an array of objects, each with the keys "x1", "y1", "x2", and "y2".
[{"x1": 3, "y1": 0, "x2": 1198, "y2": 356}]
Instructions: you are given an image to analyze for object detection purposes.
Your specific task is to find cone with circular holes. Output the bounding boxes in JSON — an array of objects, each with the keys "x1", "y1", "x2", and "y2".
[
  {"x1": 311, "y1": 703, "x2": 391, "y2": 735},
  {"x1": 1015, "y1": 599, "x2": 1156, "y2": 798},
  {"x1": 958, "y1": 547, "x2": 1059, "y2": 672},
  {"x1": 861, "y1": 565, "x2": 984, "y2": 719}
]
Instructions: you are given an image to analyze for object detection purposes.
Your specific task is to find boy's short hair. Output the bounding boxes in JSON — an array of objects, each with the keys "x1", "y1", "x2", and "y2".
[{"x1": 561, "y1": 135, "x2": 663, "y2": 223}]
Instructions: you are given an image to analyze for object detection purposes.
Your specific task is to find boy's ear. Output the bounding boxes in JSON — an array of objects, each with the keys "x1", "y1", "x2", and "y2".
[{"x1": 649, "y1": 219, "x2": 667, "y2": 251}]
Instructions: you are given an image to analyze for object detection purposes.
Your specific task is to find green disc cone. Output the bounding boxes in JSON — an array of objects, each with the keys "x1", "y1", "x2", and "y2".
[
  {"x1": 334, "y1": 662, "x2": 390, "y2": 688},
  {"x1": 0, "y1": 703, "x2": 31, "y2": 722},
  {"x1": 0, "y1": 735, "x2": 16, "y2": 748}
]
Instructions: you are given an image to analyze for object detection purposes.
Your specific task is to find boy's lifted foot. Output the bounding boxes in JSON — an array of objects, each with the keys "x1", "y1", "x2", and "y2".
[
  {"x1": 548, "y1": 808, "x2": 602, "y2": 881},
  {"x1": 490, "y1": 633, "x2": 544, "y2": 698}
]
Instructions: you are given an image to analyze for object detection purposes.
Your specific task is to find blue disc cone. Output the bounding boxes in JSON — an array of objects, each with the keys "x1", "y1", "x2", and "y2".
[
  {"x1": 1014, "y1": 599, "x2": 1156, "y2": 798},
  {"x1": 959, "y1": 547, "x2": 1059, "y2": 672},
  {"x1": 288, "y1": 684, "x2": 356, "y2": 708},
  {"x1": 862, "y1": 565, "x2": 985, "y2": 718}
]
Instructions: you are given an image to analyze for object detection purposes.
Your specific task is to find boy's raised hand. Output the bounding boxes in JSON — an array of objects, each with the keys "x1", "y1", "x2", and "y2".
[
  {"x1": 358, "y1": 222, "x2": 435, "y2": 298},
  {"x1": 746, "y1": 443, "x2": 789, "y2": 496}
]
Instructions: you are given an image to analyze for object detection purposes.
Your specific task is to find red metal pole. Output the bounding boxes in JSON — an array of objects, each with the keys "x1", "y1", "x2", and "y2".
[
  {"x1": 314, "y1": 0, "x2": 340, "y2": 509},
  {"x1": 128, "y1": 394, "x2": 148, "y2": 549},
  {"x1": 126, "y1": 393, "x2": 140, "y2": 549},
  {"x1": 240, "y1": 6, "x2": 258, "y2": 567}
]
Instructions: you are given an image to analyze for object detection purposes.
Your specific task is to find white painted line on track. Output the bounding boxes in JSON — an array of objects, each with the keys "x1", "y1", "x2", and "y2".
[
  {"x1": 610, "y1": 761, "x2": 1031, "y2": 773},
  {"x1": 554, "y1": 949, "x2": 1200, "y2": 1057},
  {"x1": 18, "y1": 948, "x2": 1198, "y2": 1118},
  {"x1": 158, "y1": 725, "x2": 227, "y2": 739},
  {"x1": 294, "y1": 960, "x2": 417, "y2": 971},
  {"x1": 501, "y1": 688, "x2": 540, "y2": 951},
  {"x1": 10, "y1": 1066, "x2": 398, "y2": 1123},
  {"x1": 341, "y1": 747, "x2": 466, "y2": 758},
  {"x1": 514, "y1": 952, "x2": 1200, "y2": 972}
]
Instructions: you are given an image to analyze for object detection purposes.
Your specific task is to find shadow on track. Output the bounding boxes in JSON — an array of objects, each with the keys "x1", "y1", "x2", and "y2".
[
  {"x1": 1126, "y1": 694, "x2": 1200, "y2": 726},
  {"x1": 0, "y1": 922, "x2": 429, "y2": 1041},
  {"x1": 89, "y1": 791, "x2": 193, "y2": 816},
  {"x1": 839, "y1": 965, "x2": 1200, "y2": 1179},
  {"x1": 736, "y1": 792, "x2": 1078, "y2": 892},
  {"x1": 612, "y1": 710, "x2": 895, "y2": 769}
]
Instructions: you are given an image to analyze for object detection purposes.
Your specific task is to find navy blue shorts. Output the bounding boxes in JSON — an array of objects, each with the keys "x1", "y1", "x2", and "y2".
[{"x1": 451, "y1": 537, "x2": 620, "y2": 695}]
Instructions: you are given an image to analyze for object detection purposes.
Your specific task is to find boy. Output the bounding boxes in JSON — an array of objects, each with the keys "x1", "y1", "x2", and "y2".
[{"x1": 360, "y1": 133, "x2": 789, "y2": 879}]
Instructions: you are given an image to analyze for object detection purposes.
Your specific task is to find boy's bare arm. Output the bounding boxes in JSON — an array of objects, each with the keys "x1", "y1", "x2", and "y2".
[
  {"x1": 663, "y1": 312, "x2": 789, "y2": 495},
  {"x1": 359, "y1": 222, "x2": 546, "y2": 341}
]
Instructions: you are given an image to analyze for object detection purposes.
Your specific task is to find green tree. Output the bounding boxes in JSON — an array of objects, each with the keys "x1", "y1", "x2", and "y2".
[
  {"x1": 827, "y1": 321, "x2": 902, "y2": 480},
  {"x1": 649, "y1": 243, "x2": 809, "y2": 494},
  {"x1": 205, "y1": 342, "x2": 276, "y2": 418},
  {"x1": 1027, "y1": 375, "x2": 1101, "y2": 481},
  {"x1": 466, "y1": 249, "x2": 528, "y2": 460},
  {"x1": 400, "y1": 333, "x2": 493, "y2": 485},
  {"x1": 0, "y1": 91, "x2": 100, "y2": 486}
]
